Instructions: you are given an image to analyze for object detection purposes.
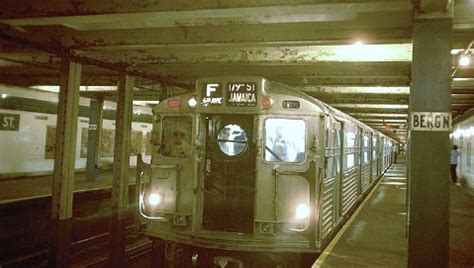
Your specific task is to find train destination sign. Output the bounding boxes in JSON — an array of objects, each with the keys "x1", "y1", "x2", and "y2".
[
  {"x1": 227, "y1": 82, "x2": 257, "y2": 107},
  {"x1": 0, "y1": 113, "x2": 20, "y2": 131},
  {"x1": 201, "y1": 83, "x2": 223, "y2": 106},
  {"x1": 411, "y1": 112, "x2": 451, "y2": 131}
]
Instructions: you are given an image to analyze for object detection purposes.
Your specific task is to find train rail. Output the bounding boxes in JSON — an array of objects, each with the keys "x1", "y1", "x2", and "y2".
[{"x1": 0, "y1": 184, "x2": 151, "y2": 267}]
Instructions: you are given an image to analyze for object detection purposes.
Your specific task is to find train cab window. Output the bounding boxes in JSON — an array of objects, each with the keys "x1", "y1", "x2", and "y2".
[
  {"x1": 217, "y1": 124, "x2": 248, "y2": 156},
  {"x1": 160, "y1": 117, "x2": 192, "y2": 158},
  {"x1": 264, "y1": 118, "x2": 306, "y2": 163}
]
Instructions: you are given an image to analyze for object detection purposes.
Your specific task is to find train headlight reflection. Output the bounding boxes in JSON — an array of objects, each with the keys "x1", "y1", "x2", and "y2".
[
  {"x1": 295, "y1": 203, "x2": 310, "y2": 220},
  {"x1": 149, "y1": 193, "x2": 162, "y2": 206}
]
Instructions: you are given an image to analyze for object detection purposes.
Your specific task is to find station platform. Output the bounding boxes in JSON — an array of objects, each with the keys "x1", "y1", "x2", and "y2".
[
  {"x1": 0, "y1": 168, "x2": 137, "y2": 203},
  {"x1": 314, "y1": 156, "x2": 474, "y2": 267}
]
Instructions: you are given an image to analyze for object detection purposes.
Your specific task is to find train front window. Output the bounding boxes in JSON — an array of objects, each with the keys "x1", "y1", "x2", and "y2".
[
  {"x1": 160, "y1": 117, "x2": 192, "y2": 158},
  {"x1": 217, "y1": 124, "x2": 248, "y2": 156},
  {"x1": 264, "y1": 118, "x2": 306, "y2": 163}
]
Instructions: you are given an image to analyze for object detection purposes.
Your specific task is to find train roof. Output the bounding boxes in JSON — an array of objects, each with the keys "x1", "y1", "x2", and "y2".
[{"x1": 153, "y1": 76, "x2": 395, "y2": 142}]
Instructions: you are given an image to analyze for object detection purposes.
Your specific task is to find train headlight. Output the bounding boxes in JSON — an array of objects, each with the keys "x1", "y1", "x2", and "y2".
[
  {"x1": 148, "y1": 193, "x2": 162, "y2": 206},
  {"x1": 294, "y1": 203, "x2": 310, "y2": 220},
  {"x1": 187, "y1": 97, "x2": 198, "y2": 108}
]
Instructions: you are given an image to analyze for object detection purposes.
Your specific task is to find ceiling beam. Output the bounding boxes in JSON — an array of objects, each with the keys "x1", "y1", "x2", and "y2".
[
  {"x1": 50, "y1": 25, "x2": 413, "y2": 49},
  {"x1": 0, "y1": 1, "x2": 413, "y2": 27}
]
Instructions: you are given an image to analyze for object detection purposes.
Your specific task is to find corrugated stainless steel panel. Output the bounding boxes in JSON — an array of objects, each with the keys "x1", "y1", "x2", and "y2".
[
  {"x1": 341, "y1": 168, "x2": 359, "y2": 215},
  {"x1": 361, "y1": 164, "x2": 371, "y2": 192},
  {"x1": 321, "y1": 176, "x2": 336, "y2": 238}
]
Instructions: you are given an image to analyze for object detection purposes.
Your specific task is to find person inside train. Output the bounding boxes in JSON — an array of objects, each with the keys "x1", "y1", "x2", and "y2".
[
  {"x1": 270, "y1": 127, "x2": 290, "y2": 161},
  {"x1": 451, "y1": 144, "x2": 459, "y2": 183},
  {"x1": 232, "y1": 130, "x2": 247, "y2": 155},
  {"x1": 218, "y1": 127, "x2": 232, "y2": 155},
  {"x1": 162, "y1": 129, "x2": 191, "y2": 157}
]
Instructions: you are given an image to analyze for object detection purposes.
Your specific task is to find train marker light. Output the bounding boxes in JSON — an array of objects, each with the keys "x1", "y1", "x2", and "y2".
[
  {"x1": 261, "y1": 95, "x2": 273, "y2": 109},
  {"x1": 149, "y1": 193, "x2": 161, "y2": 206},
  {"x1": 167, "y1": 99, "x2": 181, "y2": 108},
  {"x1": 188, "y1": 97, "x2": 198, "y2": 107},
  {"x1": 295, "y1": 203, "x2": 311, "y2": 220},
  {"x1": 1, "y1": 93, "x2": 7, "y2": 99}
]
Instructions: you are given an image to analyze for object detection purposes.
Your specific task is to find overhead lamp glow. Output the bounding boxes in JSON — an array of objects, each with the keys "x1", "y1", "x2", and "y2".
[
  {"x1": 294, "y1": 203, "x2": 311, "y2": 220},
  {"x1": 459, "y1": 55, "x2": 471, "y2": 67},
  {"x1": 149, "y1": 193, "x2": 161, "y2": 206},
  {"x1": 188, "y1": 97, "x2": 198, "y2": 107},
  {"x1": 353, "y1": 40, "x2": 364, "y2": 48}
]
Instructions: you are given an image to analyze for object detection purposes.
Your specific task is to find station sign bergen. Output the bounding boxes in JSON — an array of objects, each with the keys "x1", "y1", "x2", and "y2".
[
  {"x1": 410, "y1": 112, "x2": 451, "y2": 131},
  {"x1": 0, "y1": 113, "x2": 20, "y2": 131}
]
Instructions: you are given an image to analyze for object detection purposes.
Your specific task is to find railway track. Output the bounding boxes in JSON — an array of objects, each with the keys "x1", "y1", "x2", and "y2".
[{"x1": 0, "y1": 185, "x2": 151, "y2": 267}]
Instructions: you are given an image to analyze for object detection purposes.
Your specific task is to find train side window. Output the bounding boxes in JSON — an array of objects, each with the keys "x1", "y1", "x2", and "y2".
[
  {"x1": 345, "y1": 154, "x2": 355, "y2": 169},
  {"x1": 264, "y1": 118, "x2": 306, "y2": 163},
  {"x1": 363, "y1": 135, "x2": 370, "y2": 163},
  {"x1": 160, "y1": 117, "x2": 192, "y2": 158},
  {"x1": 325, "y1": 157, "x2": 335, "y2": 178},
  {"x1": 372, "y1": 136, "x2": 377, "y2": 160}
]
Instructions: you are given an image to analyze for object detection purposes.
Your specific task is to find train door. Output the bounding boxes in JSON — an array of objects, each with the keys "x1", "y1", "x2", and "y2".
[
  {"x1": 369, "y1": 133, "x2": 373, "y2": 183},
  {"x1": 358, "y1": 127, "x2": 363, "y2": 195},
  {"x1": 202, "y1": 114, "x2": 256, "y2": 234},
  {"x1": 334, "y1": 120, "x2": 344, "y2": 222},
  {"x1": 321, "y1": 117, "x2": 343, "y2": 238}
]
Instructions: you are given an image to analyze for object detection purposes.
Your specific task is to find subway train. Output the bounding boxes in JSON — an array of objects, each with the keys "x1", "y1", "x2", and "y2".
[
  {"x1": 0, "y1": 84, "x2": 153, "y2": 178},
  {"x1": 452, "y1": 109, "x2": 474, "y2": 189},
  {"x1": 136, "y1": 76, "x2": 396, "y2": 267}
]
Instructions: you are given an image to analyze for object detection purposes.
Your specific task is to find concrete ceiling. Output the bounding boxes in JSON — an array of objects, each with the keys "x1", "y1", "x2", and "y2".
[{"x1": 0, "y1": 0, "x2": 474, "y2": 142}]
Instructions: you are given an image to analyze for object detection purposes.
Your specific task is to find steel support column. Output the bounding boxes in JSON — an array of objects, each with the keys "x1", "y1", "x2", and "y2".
[
  {"x1": 85, "y1": 98, "x2": 104, "y2": 181},
  {"x1": 49, "y1": 59, "x2": 81, "y2": 267},
  {"x1": 408, "y1": 12, "x2": 452, "y2": 268},
  {"x1": 109, "y1": 73, "x2": 134, "y2": 266}
]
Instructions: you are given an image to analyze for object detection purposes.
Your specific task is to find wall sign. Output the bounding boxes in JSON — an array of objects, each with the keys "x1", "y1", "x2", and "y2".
[
  {"x1": 201, "y1": 83, "x2": 223, "y2": 106},
  {"x1": 227, "y1": 82, "x2": 257, "y2": 107},
  {"x1": 411, "y1": 112, "x2": 451, "y2": 131},
  {"x1": 0, "y1": 113, "x2": 20, "y2": 131}
]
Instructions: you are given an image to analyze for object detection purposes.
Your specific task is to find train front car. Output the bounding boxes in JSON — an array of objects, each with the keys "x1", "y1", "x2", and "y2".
[{"x1": 137, "y1": 77, "x2": 327, "y2": 266}]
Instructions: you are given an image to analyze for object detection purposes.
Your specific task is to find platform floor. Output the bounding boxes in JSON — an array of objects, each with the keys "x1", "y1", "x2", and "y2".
[
  {"x1": 314, "y1": 156, "x2": 474, "y2": 267},
  {"x1": 0, "y1": 168, "x2": 136, "y2": 202}
]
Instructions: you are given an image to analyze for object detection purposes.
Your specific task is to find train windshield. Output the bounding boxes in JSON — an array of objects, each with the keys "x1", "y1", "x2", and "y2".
[
  {"x1": 160, "y1": 117, "x2": 192, "y2": 158},
  {"x1": 264, "y1": 118, "x2": 306, "y2": 163}
]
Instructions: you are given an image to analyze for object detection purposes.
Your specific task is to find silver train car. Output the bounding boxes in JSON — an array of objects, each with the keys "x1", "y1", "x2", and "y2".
[{"x1": 136, "y1": 76, "x2": 395, "y2": 266}]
